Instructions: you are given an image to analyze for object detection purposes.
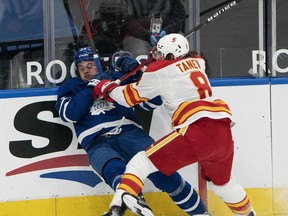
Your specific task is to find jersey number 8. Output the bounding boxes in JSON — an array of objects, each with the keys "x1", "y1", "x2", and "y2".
[{"x1": 190, "y1": 71, "x2": 212, "y2": 99}]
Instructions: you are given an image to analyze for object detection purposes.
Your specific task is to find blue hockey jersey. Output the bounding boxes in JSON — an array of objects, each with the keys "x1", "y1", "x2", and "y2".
[{"x1": 55, "y1": 77, "x2": 161, "y2": 149}]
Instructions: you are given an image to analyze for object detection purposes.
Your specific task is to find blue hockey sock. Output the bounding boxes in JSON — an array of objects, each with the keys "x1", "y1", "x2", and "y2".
[
  {"x1": 148, "y1": 172, "x2": 207, "y2": 215},
  {"x1": 102, "y1": 158, "x2": 126, "y2": 191},
  {"x1": 169, "y1": 178, "x2": 207, "y2": 215}
]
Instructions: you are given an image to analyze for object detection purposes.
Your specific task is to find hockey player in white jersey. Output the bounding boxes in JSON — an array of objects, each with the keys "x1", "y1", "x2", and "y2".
[{"x1": 93, "y1": 33, "x2": 256, "y2": 216}]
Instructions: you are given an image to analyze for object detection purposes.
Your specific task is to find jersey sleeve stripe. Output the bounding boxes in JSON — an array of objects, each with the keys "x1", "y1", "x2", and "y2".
[
  {"x1": 59, "y1": 97, "x2": 76, "y2": 123},
  {"x1": 123, "y1": 84, "x2": 148, "y2": 106},
  {"x1": 172, "y1": 99, "x2": 232, "y2": 127}
]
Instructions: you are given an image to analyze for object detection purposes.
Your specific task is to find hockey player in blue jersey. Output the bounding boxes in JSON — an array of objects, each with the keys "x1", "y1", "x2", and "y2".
[{"x1": 55, "y1": 47, "x2": 210, "y2": 216}]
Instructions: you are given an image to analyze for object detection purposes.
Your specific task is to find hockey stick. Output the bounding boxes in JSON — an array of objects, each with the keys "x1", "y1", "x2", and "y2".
[
  {"x1": 198, "y1": 164, "x2": 208, "y2": 208},
  {"x1": 185, "y1": 0, "x2": 243, "y2": 38},
  {"x1": 63, "y1": 0, "x2": 79, "y2": 45},
  {"x1": 159, "y1": 0, "x2": 241, "y2": 37},
  {"x1": 78, "y1": 0, "x2": 102, "y2": 73},
  {"x1": 78, "y1": 0, "x2": 96, "y2": 53},
  {"x1": 200, "y1": 0, "x2": 241, "y2": 16}
]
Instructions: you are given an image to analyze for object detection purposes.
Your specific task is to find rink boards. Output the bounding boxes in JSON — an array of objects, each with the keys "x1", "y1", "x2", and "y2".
[{"x1": 0, "y1": 78, "x2": 287, "y2": 216}]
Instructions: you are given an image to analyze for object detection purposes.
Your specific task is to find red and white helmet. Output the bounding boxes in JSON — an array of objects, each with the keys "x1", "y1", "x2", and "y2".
[{"x1": 156, "y1": 33, "x2": 189, "y2": 59}]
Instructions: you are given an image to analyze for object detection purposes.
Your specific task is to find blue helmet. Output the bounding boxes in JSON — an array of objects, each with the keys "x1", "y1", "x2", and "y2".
[
  {"x1": 73, "y1": 46, "x2": 103, "y2": 78},
  {"x1": 74, "y1": 47, "x2": 95, "y2": 65}
]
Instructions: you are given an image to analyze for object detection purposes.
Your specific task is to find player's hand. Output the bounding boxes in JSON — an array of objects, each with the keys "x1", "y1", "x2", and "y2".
[
  {"x1": 87, "y1": 79, "x2": 101, "y2": 88},
  {"x1": 115, "y1": 56, "x2": 139, "y2": 74},
  {"x1": 93, "y1": 79, "x2": 119, "y2": 102},
  {"x1": 150, "y1": 30, "x2": 167, "y2": 46}
]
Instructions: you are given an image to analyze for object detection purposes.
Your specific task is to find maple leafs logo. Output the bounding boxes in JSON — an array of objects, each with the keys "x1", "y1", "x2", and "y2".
[{"x1": 90, "y1": 99, "x2": 115, "y2": 115}]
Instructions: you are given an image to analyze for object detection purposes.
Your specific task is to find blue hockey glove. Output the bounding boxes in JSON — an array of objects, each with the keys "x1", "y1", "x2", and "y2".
[
  {"x1": 150, "y1": 30, "x2": 167, "y2": 46},
  {"x1": 110, "y1": 70, "x2": 123, "y2": 80},
  {"x1": 115, "y1": 56, "x2": 139, "y2": 74}
]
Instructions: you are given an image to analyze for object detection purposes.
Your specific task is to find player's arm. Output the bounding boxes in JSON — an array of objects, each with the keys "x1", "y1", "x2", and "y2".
[
  {"x1": 56, "y1": 80, "x2": 94, "y2": 122},
  {"x1": 109, "y1": 71, "x2": 161, "y2": 107},
  {"x1": 92, "y1": 70, "x2": 161, "y2": 107}
]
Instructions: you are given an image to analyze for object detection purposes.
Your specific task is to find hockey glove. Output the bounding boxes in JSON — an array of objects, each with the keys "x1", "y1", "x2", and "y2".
[
  {"x1": 115, "y1": 56, "x2": 139, "y2": 74},
  {"x1": 150, "y1": 30, "x2": 167, "y2": 46},
  {"x1": 93, "y1": 79, "x2": 119, "y2": 102}
]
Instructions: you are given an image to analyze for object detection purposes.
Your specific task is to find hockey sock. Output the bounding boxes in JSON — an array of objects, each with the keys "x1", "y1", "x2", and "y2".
[
  {"x1": 116, "y1": 151, "x2": 158, "y2": 196},
  {"x1": 148, "y1": 172, "x2": 207, "y2": 215},
  {"x1": 102, "y1": 158, "x2": 126, "y2": 190},
  {"x1": 169, "y1": 178, "x2": 208, "y2": 215},
  {"x1": 208, "y1": 177, "x2": 253, "y2": 215}
]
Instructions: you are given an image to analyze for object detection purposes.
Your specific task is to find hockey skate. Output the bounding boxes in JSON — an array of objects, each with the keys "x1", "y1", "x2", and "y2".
[
  {"x1": 101, "y1": 204, "x2": 127, "y2": 216},
  {"x1": 122, "y1": 192, "x2": 154, "y2": 216},
  {"x1": 247, "y1": 210, "x2": 256, "y2": 216}
]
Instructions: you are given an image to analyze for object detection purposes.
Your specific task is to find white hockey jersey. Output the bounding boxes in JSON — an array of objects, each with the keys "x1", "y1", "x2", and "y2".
[{"x1": 110, "y1": 56, "x2": 233, "y2": 129}]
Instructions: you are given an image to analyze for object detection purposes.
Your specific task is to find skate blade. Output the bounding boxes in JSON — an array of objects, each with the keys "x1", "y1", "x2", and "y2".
[{"x1": 122, "y1": 193, "x2": 154, "y2": 216}]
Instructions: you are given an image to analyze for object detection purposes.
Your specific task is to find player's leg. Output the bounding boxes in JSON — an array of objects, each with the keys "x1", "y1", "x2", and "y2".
[
  {"x1": 148, "y1": 171, "x2": 210, "y2": 215},
  {"x1": 202, "y1": 155, "x2": 255, "y2": 215},
  {"x1": 103, "y1": 150, "x2": 158, "y2": 216},
  {"x1": 102, "y1": 158, "x2": 126, "y2": 190},
  {"x1": 117, "y1": 130, "x2": 210, "y2": 215},
  {"x1": 87, "y1": 140, "x2": 126, "y2": 190},
  {"x1": 105, "y1": 129, "x2": 208, "y2": 215},
  {"x1": 87, "y1": 142, "x2": 128, "y2": 216},
  {"x1": 199, "y1": 119, "x2": 256, "y2": 216},
  {"x1": 108, "y1": 151, "x2": 210, "y2": 215},
  {"x1": 119, "y1": 168, "x2": 212, "y2": 216},
  {"x1": 144, "y1": 131, "x2": 210, "y2": 215},
  {"x1": 208, "y1": 178, "x2": 256, "y2": 216}
]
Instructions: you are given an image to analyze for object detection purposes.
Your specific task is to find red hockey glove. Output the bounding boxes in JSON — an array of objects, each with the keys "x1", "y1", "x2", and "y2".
[{"x1": 92, "y1": 79, "x2": 119, "y2": 102}]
